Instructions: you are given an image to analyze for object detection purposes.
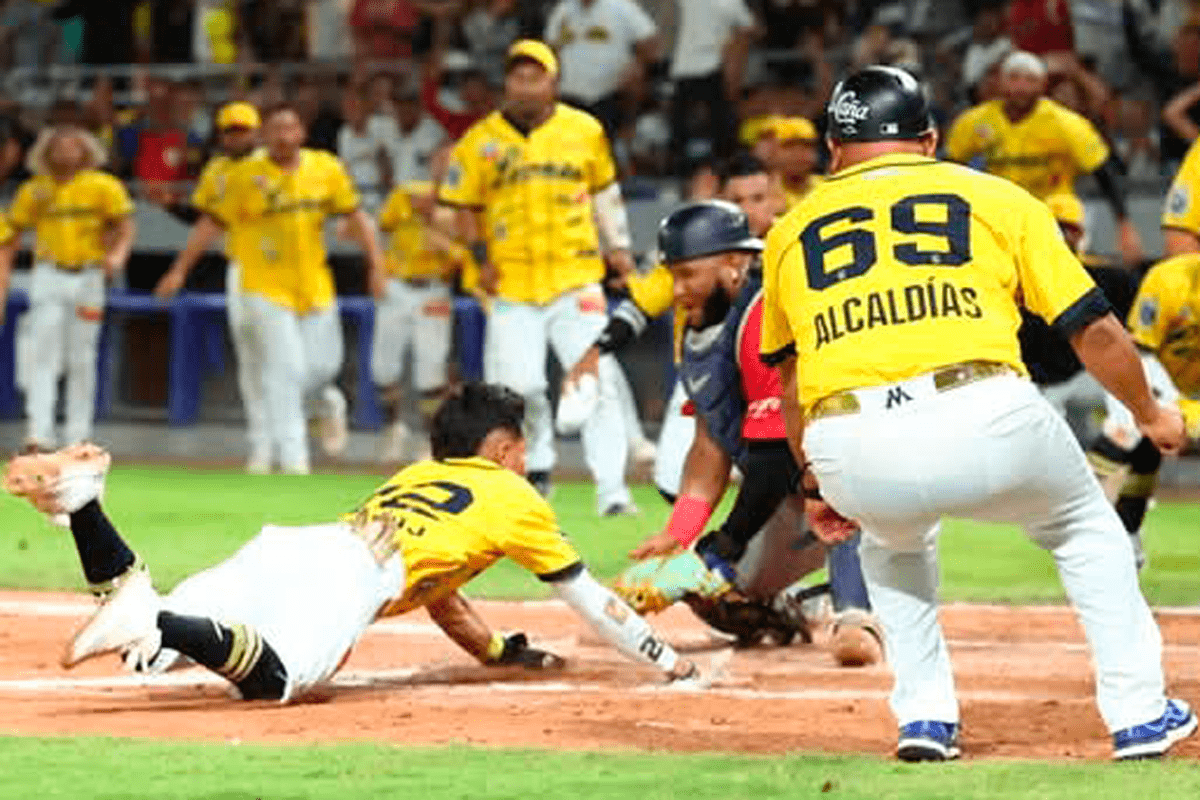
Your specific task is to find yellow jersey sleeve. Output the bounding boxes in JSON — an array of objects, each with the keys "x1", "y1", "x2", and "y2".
[
  {"x1": 587, "y1": 119, "x2": 617, "y2": 191},
  {"x1": 439, "y1": 131, "x2": 486, "y2": 208},
  {"x1": 378, "y1": 187, "x2": 413, "y2": 233},
  {"x1": 7, "y1": 179, "x2": 40, "y2": 230},
  {"x1": 760, "y1": 229, "x2": 797, "y2": 364},
  {"x1": 1164, "y1": 140, "x2": 1200, "y2": 234},
  {"x1": 191, "y1": 157, "x2": 229, "y2": 216},
  {"x1": 494, "y1": 486, "x2": 582, "y2": 580},
  {"x1": 626, "y1": 263, "x2": 674, "y2": 318},
  {"x1": 944, "y1": 106, "x2": 983, "y2": 163},
  {"x1": 1057, "y1": 107, "x2": 1109, "y2": 174},
  {"x1": 324, "y1": 155, "x2": 361, "y2": 215},
  {"x1": 1127, "y1": 263, "x2": 1175, "y2": 351},
  {"x1": 98, "y1": 173, "x2": 135, "y2": 219},
  {"x1": 1014, "y1": 197, "x2": 1104, "y2": 330}
]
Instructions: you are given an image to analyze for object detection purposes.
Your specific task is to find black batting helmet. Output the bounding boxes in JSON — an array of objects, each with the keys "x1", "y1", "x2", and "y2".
[
  {"x1": 657, "y1": 200, "x2": 763, "y2": 264},
  {"x1": 826, "y1": 65, "x2": 933, "y2": 143}
]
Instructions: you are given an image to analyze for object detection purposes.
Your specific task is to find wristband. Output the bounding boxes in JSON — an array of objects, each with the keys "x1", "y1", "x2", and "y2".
[
  {"x1": 484, "y1": 631, "x2": 506, "y2": 663},
  {"x1": 468, "y1": 241, "x2": 488, "y2": 266},
  {"x1": 665, "y1": 493, "x2": 714, "y2": 548}
]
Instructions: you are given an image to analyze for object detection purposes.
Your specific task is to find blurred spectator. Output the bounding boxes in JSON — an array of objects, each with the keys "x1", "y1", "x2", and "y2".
[
  {"x1": 307, "y1": 0, "x2": 355, "y2": 61},
  {"x1": 385, "y1": 86, "x2": 447, "y2": 183},
  {"x1": 0, "y1": 0, "x2": 58, "y2": 69},
  {"x1": 367, "y1": 72, "x2": 399, "y2": 121},
  {"x1": 421, "y1": 42, "x2": 496, "y2": 140},
  {"x1": 852, "y1": 19, "x2": 921, "y2": 73},
  {"x1": 241, "y1": 0, "x2": 307, "y2": 60},
  {"x1": 1112, "y1": 94, "x2": 1162, "y2": 180},
  {"x1": 462, "y1": 0, "x2": 525, "y2": 84},
  {"x1": 1123, "y1": 0, "x2": 1200, "y2": 163},
  {"x1": 294, "y1": 76, "x2": 342, "y2": 153},
  {"x1": 52, "y1": 0, "x2": 138, "y2": 65},
  {"x1": 338, "y1": 87, "x2": 394, "y2": 208},
  {"x1": 765, "y1": 116, "x2": 820, "y2": 209},
  {"x1": 193, "y1": 0, "x2": 241, "y2": 64},
  {"x1": 1044, "y1": 52, "x2": 1112, "y2": 127},
  {"x1": 350, "y1": 0, "x2": 419, "y2": 59},
  {"x1": 116, "y1": 78, "x2": 200, "y2": 200},
  {"x1": 666, "y1": 0, "x2": 756, "y2": 176},
  {"x1": 82, "y1": 76, "x2": 117, "y2": 154},
  {"x1": 1006, "y1": 0, "x2": 1074, "y2": 56},
  {"x1": 0, "y1": 97, "x2": 33, "y2": 187},
  {"x1": 959, "y1": 5, "x2": 1011, "y2": 102},
  {"x1": 151, "y1": 0, "x2": 195, "y2": 63},
  {"x1": 545, "y1": 0, "x2": 659, "y2": 136},
  {"x1": 622, "y1": 93, "x2": 670, "y2": 177}
]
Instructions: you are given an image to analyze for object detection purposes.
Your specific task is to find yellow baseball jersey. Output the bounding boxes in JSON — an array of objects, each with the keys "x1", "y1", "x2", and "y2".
[
  {"x1": 191, "y1": 152, "x2": 255, "y2": 264},
  {"x1": 8, "y1": 170, "x2": 133, "y2": 268},
  {"x1": 378, "y1": 184, "x2": 473, "y2": 281},
  {"x1": 439, "y1": 104, "x2": 614, "y2": 305},
  {"x1": 761, "y1": 153, "x2": 1101, "y2": 412},
  {"x1": 1163, "y1": 139, "x2": 1200, "y2": 235},
  {"x1": 351, "y1": 456, "x2": 581, "y2": 616},
  {"x1": 945, "y1": 98, "x2": 1109, "y2": 200},
  {"x1": 1127, "y1": 253, "x2": 1200, "y2": 396},
  {"x1": 216, "y1": 149, "x2": 360, "y2": 313}
]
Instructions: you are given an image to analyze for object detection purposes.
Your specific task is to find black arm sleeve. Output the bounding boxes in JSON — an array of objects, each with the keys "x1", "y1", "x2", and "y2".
[
  {"x1": 596, "y1": 298, "x2": 649, "y2": 354},
  {"x1": 165, "y1": 202, "x2": 203, "y2": 225},
  {"x1": 697, "y1": 440, "x2": 799, "y2": 563},
  {"x1": 1092, "y1": 154, "x2": 1129, "y2": 220}
]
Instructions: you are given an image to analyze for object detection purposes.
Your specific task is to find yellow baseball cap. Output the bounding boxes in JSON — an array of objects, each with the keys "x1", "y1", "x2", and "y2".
[
  {"x1": 772, "y1": 116, "x2": 818, "y2": 143},
  {"x1": 507, "y1": 39, "x2": 559, "y2": 78},
  {"x1": 216, "y1": 101, "x2": 261, "y2": 130},
  {"x1": 1045, "y1": 193, "x2": 1084, "y2": 229}
]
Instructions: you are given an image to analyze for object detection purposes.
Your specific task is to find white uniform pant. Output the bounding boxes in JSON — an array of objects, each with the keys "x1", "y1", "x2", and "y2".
[
  {"x1": 226, "y1": 265, "x2": 269, "y2": 460},
  {"x1": 163, "y1": 522, "x2": 405, "y2": 701},
  {"x1": 240, "y1": 294, "x2": 344, "y2": 472},
  {"x1": 485, "y1": 285, "x2": 630, "y2": 509},
  {"x1": 370, "y1": 277, "x2": 451, "y2": 393},
  {"x1": 24, "y1": 263, "x2": 105, "y2": 446},
  {"x1": 653, "y1": 378, "x2": 694, "y2": 498},
  {"x1": 804, "y1": 373, "x2": 1166, "y2": 733}
]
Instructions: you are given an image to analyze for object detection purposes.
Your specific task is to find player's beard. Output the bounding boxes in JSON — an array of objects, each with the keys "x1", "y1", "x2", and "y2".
[{"x1": 690, "y1": 284, "x2": 734, "y2": 330}]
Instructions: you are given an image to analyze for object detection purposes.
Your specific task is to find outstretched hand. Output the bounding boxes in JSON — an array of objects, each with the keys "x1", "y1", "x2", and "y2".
[
  {"x1": 629, "y1": 529, "x2": 684, "y2": 560},
  {"x1": 805, "y1": 498, "x2": 858, "y2": 545}
]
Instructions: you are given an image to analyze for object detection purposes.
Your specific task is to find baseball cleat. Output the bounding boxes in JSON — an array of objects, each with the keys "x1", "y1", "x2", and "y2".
[
  {"x1": 1112, "y1": 699, "x2": 1197, "y2": 760},
  {"x1": 555, "y1": 372, "x2": 599, "y2": 435},
  {"x1": 601, "y1": 500, "x2": 640, "y2": 517},
  {"x1": 63, "y1": 567, "x2": 161, "y2": 669},
  {"x1": 629, "y1": 436, "x2": 657, "y2": 467},
  {"x1": 245, "y1": 448, "x2": 272, "y2": 475},
  {"x1": 378, "y1": 419, "x2": 409, "y2": 464},
  {"x1": 316, "y1": 385, "x2": 349, "y2": 457},
  {"x1": 4, "y1": 444, "x2": 111, "y2": 517},
  {"x1": 896, "y1": 720, "x2": 961, "y2": 762}
]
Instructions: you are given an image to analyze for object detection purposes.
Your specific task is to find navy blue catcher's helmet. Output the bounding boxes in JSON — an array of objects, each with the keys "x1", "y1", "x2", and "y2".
[
  {"x1": 657, "y1": 200, "x2": 763, "y2": 264},
  {"x1": 826, "y1": 65, "x2": 933, "y2": 143}
]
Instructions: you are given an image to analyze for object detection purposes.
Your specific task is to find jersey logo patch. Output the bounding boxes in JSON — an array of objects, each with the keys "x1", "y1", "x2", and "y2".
[
  {"x1": 885, "y1": 386, "x2": 913, "y2": 409},
  {"x1": 1140, "y1": 299, "x2": 1159, "y2": 328},
  {"x1": 686, "y1": 373, "x2": 711, "y2": 394},
  {"x1": 1168, "y1": 184, "x2": 1190, "y2": 217}
]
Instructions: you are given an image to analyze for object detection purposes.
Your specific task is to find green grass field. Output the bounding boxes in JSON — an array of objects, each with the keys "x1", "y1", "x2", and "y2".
[{"x1": 1, "y1": 467, "x2": 1198, "y2": 796}]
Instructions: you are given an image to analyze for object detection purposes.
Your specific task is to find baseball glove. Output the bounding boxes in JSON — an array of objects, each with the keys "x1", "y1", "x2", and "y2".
[
  {"x1": 612, "y1": 550, "x2": 731, "y2": 615},
  {"x1": 684, "y1": 590, "x2": 813, "y2": 647}
]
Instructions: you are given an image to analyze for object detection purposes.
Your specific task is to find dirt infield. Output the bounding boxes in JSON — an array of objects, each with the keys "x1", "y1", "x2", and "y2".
[{"x1": 1, "y1": 591, "x2": 1198, "y2": 761}]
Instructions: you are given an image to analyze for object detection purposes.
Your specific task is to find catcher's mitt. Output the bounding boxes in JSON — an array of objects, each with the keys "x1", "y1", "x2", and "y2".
[
  {"x1": 684, "y1": 591, "x2": 812, "y2": 648},
  {"x1": 612, "y1": 550, "x2": 731, "y2": 615}
]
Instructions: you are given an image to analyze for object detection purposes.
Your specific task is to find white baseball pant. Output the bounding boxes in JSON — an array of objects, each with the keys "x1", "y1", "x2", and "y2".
[
  {"x1": 484, "y1": 285, "x2": 631, "y2": 510},
  {"x1": 240, "y1": 294, "x2": 344, "y2": 473},
  {"x1": 805, "y1": 372, "x2": 1167, "y2": 733},
  {"x1": 160, "y1": 522, "x2": 405, "y2": 701},
  {"x1": 370, "y1": 277, "x2": 452, "y2": 392},
  {"x1": 226, "y1": 264, "x2": 269, "y2": 465},
  {"x1": 1040, "y1": 371, "x2": 1106, "y2": 419},
  {"x1": 24, "y1": 263, "x2": 105, "y2": 447},
  {"x1": 652, "y1": 378, "x2": 694, "y2": 498}
]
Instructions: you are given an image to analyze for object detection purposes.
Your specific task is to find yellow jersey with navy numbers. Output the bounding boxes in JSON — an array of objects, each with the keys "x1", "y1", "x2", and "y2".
[
  {"x1": 8, "y1": 170, "x2": 133, "y2": 267},
  {"x1": 945, "y1": 97, "x2": 1109, "y2": 200},
  {"x1": 191, "y1": 152, "x2": 255, "y2": 265},
  {"x1": 1163, "y1": 140, "x2": 1200, "y2": 236},
  {"x1": 760, "y1": 153, "x2": 1102, "y2": 413},
  {"x1": 1127, "y1": 253, "x2": 1200, "y2": 396},
  {"x1": 351, "y1": 456, "x2": 582, "y2": 616},
  {"x1": 216, "y1": 149, "x2": 359, "y2": 313},
  {"x1": 439, "y1": 104, "x2": 614, "y2": 304},
  {"x1": 379, "y1": 183, "x2": 474, "y2": 281}
]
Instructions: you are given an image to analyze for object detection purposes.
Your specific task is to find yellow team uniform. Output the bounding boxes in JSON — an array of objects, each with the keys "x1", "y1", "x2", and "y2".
[
  {"x1": 761, "y1": 153, "x2": 1100, "y2": 413},
  {"x1": 191, "y1": 153, "x2": 254, "y2": 263},
  {"x1": 439, "y1": 104, "x2": 614, "y2": 305},
  {"x1": 378, "y1": 183, "x2": 474, "y2": 282},
  {"x1": 945, "y1": 97, "x2": 1109, "y2": 200},
  {"x1": 1127, "y1": 253, "x2": 1200, "y2": 399},
  {"x1": 1163, "y1": 140, "x2": 1200, "y2": 236},
  {"x1": 8, "y1": 171, "x2": 134, "y2": 267},
  {"x1": 216, "y1": 149, "x2": 360, "y2": 313},
  {"x1": 351, "y1": 456, "x2": 581, "y2": 616}
]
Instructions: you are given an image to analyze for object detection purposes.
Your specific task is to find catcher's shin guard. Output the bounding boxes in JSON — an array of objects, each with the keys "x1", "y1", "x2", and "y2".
[{"x1": 827, "y1": 531, "x2": 871, "y2": 612}]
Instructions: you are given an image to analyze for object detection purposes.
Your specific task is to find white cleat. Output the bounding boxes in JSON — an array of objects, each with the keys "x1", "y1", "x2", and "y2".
[
  {"x1": 378, "y1": 419, "x2": 409, "y2": 464},
  {"x1": 316, "y1": 385, "x2": 349, "y2": 457},
  {"x1": 629, "y1": 436, "x2": 657, "y2": 467},
  {"x1": 3, "y1": 444, "x2": 111, "y2": 518},
  {"x1": 63, "y1": 567, "x2": 161, "y2": 669},
  {"x1": 245, "y1": 448, "x2": 272, "y2": 475}
]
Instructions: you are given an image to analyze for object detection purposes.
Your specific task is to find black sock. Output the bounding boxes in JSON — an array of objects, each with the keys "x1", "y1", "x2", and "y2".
[
  {"x1": 157, "y1": 611, "x2": 287, "y2": 700},
  {"x1": 1114, "y1": 437, "x2": 1163, "y2": 534},
  {"x1": 68, "y1": 500, "x2": 137, "y2": 586}
]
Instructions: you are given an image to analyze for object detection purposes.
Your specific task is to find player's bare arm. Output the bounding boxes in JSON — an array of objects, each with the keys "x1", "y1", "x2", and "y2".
[
  {"x1": 446, "y1": 205, "x2": 498, "y2": 295},
  {"x1": 1163, "y1": 227, "x2": 1200, "y2": 256},
  {"x1": 154, "y1": 214, "x2": 224, "y2": 299},
  {"x1": 1071, "y1": 313, "x2": 1187, "y2": 453},
  {"x1": 343, "y1": 207, "x2": 388, "y2": 299},
  {"x1": 102, "y1": 214, "x2": 136, "y2": 280},
  {"x1": 425, "y1": 591, "x2": 565, "y2": 669},
  {"x1": 0, "y1": 232, "x2": 18, "y2": 325},
  {"x1": 630, "y1": 416, "x2": 731, "y2": 559}
]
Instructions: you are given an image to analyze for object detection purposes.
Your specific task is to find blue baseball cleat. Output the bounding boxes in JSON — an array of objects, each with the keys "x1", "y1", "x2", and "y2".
[
  {"x1": 897, "y1": 720, "x2": 960, "y2": 762},
  {"x1": 1112, "y1": 699, "x2": 1197, "y2": 761}
]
